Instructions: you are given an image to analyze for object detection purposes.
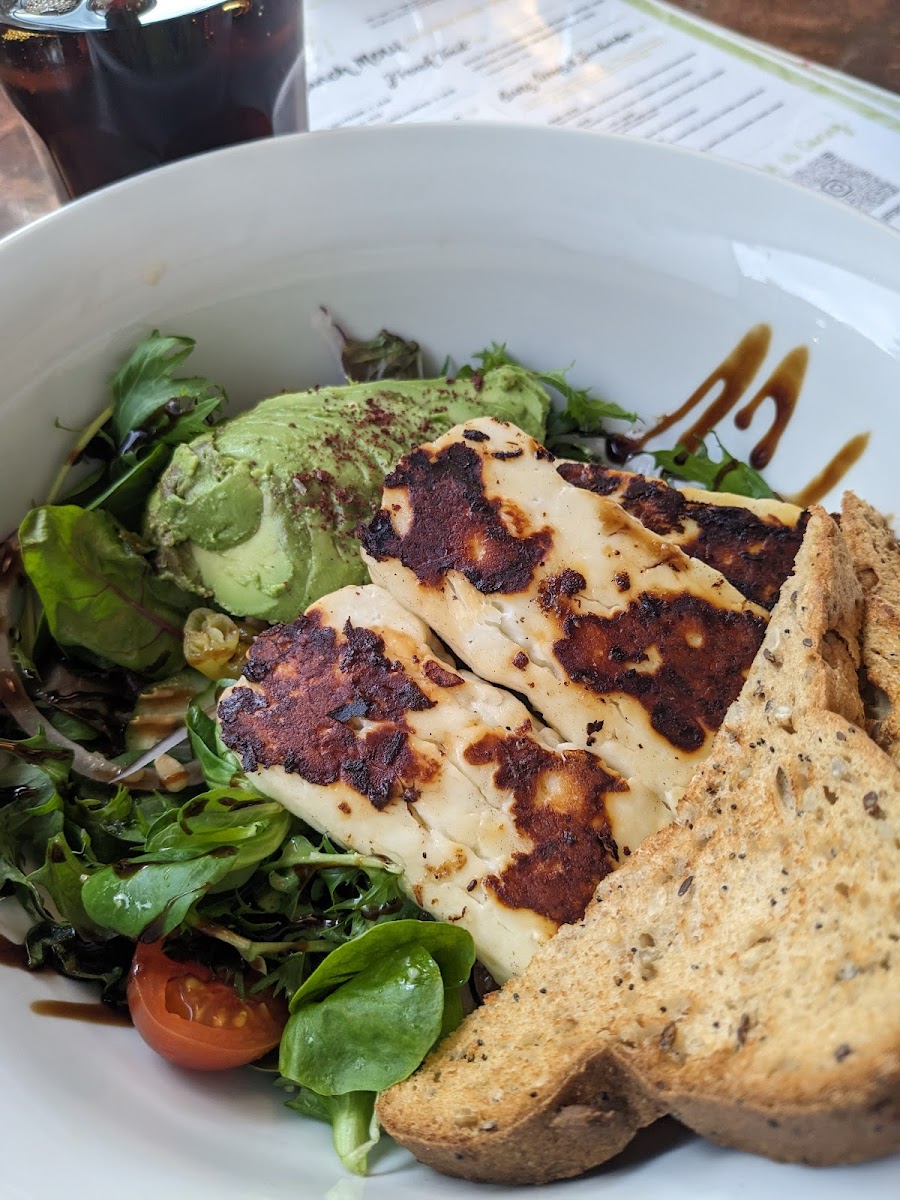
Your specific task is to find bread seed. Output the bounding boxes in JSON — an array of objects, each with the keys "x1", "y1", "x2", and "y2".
[
  {"x1": 659, "y1": 1022, "x2": 677, "y2": 1052},
  {"x1": 863, "y1": 791, "x2": 885, "y2": 819}
]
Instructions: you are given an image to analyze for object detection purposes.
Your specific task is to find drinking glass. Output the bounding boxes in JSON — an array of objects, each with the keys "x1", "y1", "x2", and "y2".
[{"x1": 0, "y1": 0, "x2": 307, "y2": 197}]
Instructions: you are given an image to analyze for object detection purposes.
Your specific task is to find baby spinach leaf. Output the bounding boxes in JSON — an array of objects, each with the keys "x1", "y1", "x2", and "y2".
[
  {"x1": 280, "y1": 943, "x2": 444, "y2": 1095},
  {"x1": 651, "y1": 435, "x2": 776, "y2": 499},
  {"x1": 279, "y1": 921, "x2": 473, "y2": 1148},
  {"x1": 19, "y1": 505, "x2": 194, "y2": 678},
  {"x1": 81, "y1": 848, "x2": 238, "y2": 938},
  {"x1": 289, "y1": 918, "x2": 475, "y2": 1007},
  {"x1": 109, "y1": 331, "x2": 226, "y2": 446}
]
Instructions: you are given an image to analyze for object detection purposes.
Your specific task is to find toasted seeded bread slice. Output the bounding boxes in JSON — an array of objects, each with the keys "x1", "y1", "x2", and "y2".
[
  {"x1": 841, "y1": 493, "x2": 900, "y2": 765},
  {"x1": 376, "y1": 508, "x2": 900, "y2": 1184}
]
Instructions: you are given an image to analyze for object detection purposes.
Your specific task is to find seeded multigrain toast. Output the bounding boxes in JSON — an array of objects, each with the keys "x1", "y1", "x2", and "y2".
[
  {"x1": 841, "y1": 492, "x2": 900, "y2": 766},
  {"x1": 376, "y1": 506, "x2": 900, "y2": 1184}
]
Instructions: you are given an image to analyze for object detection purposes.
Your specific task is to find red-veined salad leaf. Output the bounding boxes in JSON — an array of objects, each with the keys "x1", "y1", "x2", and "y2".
[{"x1": 19, "y1": 505, "x2": 195, "y2": 678}]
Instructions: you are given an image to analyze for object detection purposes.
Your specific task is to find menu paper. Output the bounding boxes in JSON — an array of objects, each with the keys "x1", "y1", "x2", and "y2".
[{"x1": 305, "y1": 0, "x2": 900, "y2": 228}]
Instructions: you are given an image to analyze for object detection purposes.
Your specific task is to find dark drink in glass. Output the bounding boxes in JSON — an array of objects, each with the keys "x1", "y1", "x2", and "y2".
[{"x1": 0, "y1": 0, "x2": 306, "y2": 197}]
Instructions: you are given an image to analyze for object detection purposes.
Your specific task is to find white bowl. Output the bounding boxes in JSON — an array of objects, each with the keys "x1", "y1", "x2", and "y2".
[{"x1": 0, "y1": 124, "x2": 898, "y2": 1200}]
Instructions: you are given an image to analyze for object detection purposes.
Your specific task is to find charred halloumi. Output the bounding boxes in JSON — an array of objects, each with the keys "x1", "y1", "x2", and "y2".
[
  {"x1": 218, "y1": 584, "x2": 661, "y2": 981},
  {"x1": 557, "y1": 460, "x2": 805, "y2": 610},
  {"x1": 361, "y1": 419, "x2": 771, "y2": 808}
]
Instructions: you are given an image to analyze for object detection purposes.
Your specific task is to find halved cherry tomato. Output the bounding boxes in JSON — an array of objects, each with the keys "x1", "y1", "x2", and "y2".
[{"x1": 127, "y1": 940, "x2": 288, "y2": 1071}]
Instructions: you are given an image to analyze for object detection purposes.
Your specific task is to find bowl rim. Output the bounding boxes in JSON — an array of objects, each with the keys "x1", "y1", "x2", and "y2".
[{"x1": 2, "y1": 122, "x2": 899, "y2": 260}]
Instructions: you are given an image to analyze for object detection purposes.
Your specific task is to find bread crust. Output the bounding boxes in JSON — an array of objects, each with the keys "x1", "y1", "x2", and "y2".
[
  {"x1": 386, "y1": 1044, "x2": 665, "y2": 1183},
  {"x1": 377, "y1": 507, "x2": 900, "y2": 1183},
  {"x1": 841, "y1": 492, "x2": 900, "y2": 765}
]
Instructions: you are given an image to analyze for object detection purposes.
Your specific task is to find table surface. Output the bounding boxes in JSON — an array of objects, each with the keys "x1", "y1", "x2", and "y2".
[{"x1": 1, "y1": 0, "x2": 898, "y2": 238}]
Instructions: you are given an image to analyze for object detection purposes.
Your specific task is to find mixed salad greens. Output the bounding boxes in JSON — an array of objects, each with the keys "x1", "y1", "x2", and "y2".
[{"x1": 0, "y1": 323, "x2": 772, "y2": 1174}]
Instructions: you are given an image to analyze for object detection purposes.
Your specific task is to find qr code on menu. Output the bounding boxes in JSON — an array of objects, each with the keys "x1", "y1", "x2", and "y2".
[{"x1": 791, "y1": 152, "x2": 899, "y2": 213}]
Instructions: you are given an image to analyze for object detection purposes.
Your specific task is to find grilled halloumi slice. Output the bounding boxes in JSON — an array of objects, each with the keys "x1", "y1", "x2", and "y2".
[
  {"x1": 218, "y1": 584, "x2": 662, "y2": 982},
  {"x1": 361, "y1": 419, "x2": 770, "y2": 809},
  {"x1": 557, "y1": 460, "x2": 805, "y2": 610}
]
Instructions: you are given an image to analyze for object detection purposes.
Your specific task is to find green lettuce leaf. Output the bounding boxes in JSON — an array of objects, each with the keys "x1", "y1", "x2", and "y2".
[
  {"x1": 19, "y1": 505, "x2": 194, "y2": 677},
  {"x1": 281, "y1": 943, "x2": 445, "y2": 1094},
  {"x1": 186, "y1": 703, "x2": 245, "y2": 789},
  {"x1": 650, "y1": 435, "x2": 776, "y2": 500},
  {"x1": 109, "y1": 331, "x2": 226, "y2": 446},
  {"x1": 143, "y1": 788, "x2": 290, "y2": 873},
  {"x1": 460, "y1": 342, "x2": 635, "y2": 448},
  {"x1": 285, "y1": 1088, "x2": 379, "y2": 1176},
  {"x1": 81, "y1": 848, "x2": 239, "y2": 939},
  {"x1": 288, "y1": 917, "x2": 475, "y2": 1007},
  {"x1": 29, "y1": 831, "x2": 101, "y2": 935}
]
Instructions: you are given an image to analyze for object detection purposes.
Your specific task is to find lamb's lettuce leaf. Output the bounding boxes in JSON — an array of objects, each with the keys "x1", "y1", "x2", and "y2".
[
  {"x1": 81, "y1": 849, "x2": 239, "y2": 939},
  {"x1": 279, "y1": 920, "x2": 475, "y2": 1174}
]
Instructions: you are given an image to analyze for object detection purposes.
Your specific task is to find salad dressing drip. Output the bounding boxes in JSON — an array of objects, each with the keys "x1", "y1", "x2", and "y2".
[
  {"x1": 605, "y1": 324, "x2": 860, "y2": 500},
  {"x1": 29, "y1": 999, "x2": 131, "y2": 1026},
  {"x1": 3, "y1": 934, "x2": 130, "y2": 1024},
  {"x1": 607, "y1": 323, "x2": 774, "y2": 463},
  {"x1": 733, "y1": 345, "x2": 807, "y2": 470},
  {"x1": 788, "y1": 433, "x2": 871, "y2": 508}
]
